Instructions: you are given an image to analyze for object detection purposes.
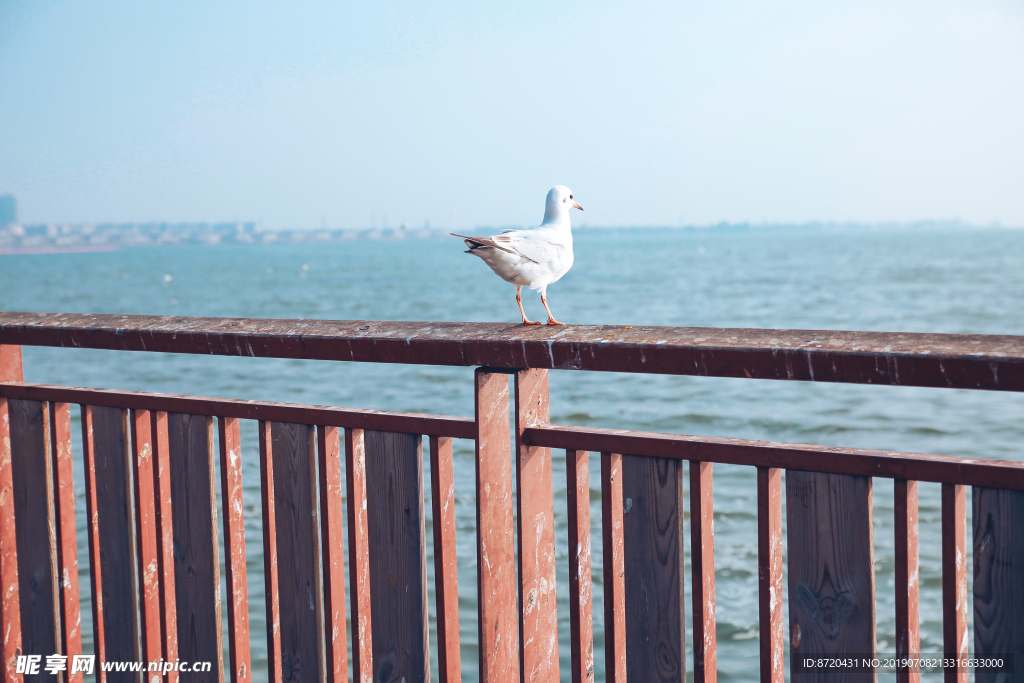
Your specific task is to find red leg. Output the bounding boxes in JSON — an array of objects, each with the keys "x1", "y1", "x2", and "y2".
[
  {"x1": 518, "y1": 287, "x2": 541, "y2": 325},
  {"x1": 541, "y1": 295, "x2": 565, "y2": 325}
]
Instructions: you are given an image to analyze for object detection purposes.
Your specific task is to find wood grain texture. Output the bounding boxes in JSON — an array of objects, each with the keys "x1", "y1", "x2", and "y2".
[
  {"x1": 167, "y1": 413, "x2": 223, "y2": 682},
  {"x1": 566, "y1": 450, "x2": 594, "y2": 683},
  {"x1": 151, "y1": 411, "x2": 179, "y2": 683},
  {"x1": 50, "y1": 402, "x2": 83, "y2": 683},
  {"x1": 80, "y1": 406, "x2": 107, "y2": 682},
  {"x1": 344, "y1": 428, "x2": 372, "y2": 683},
  {"x1": 219, "y1": 417, "x2": 252, "y2": 683},
  {"x1": 473, "y1": 370, "x2": 519, "y2": 683},
  {"x1": 317, "y1": 426, "x2": 348, "y2": 683},
  {"x1": 621, "y1": 455, "x2": 685, "y2": 683},
  {"x1": 8, "y1": 399, "x2": 60, "y2": 671},
  {"x1": 972, "y1": 487, "x2": 1024, "y2": 683},
  {"x1": 757, "y1": 467, "x2": 784, "y2": 683},
  {"x1": 269, "y1": 422, "x2": 325, "y2": 683},
  {"x1": 0, "y1": 398, "x2": 23, "y2": 682},
  {"x1": 514, "y1": 369, "x2": 559, "y2": 683},
  {"x1": 259, "y1": 422, "x2": 283, "y2": 683},
  {"x1": 130, "y1": 408, "x2": 163, "y2": 677},
  {"x1": 894, "y1": 480, "x2": 920, "y2": 683},
  {"x1": 429, "y1": 435, "x2": 461, "y2": 683},
  {"x1": 90, "y1": 405, "x2": 141, "y2": 683},
  {"x1": 0, "y1": 345, "x2": 22, "y2": 383},
  {"x1": 786, "y1": 472, "x2": 876, "y2": 681},
  {"x1": 689, "y1": 461, "x2": 716, "y2": 683},
  {"x1": 941, "y1": 483, "x2": 967, "y2": 683},
  {"x1": 600, "y1": 452, "x2": 626, "y2": 683},
  {"x1": 364, "y1": 431, "x2": 428, "y2": 683}
]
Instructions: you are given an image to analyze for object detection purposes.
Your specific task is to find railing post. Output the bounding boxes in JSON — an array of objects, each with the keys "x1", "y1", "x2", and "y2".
[
  {"x1": 514, "y1": 369, "x2": 559, "y2": 683},
  {"x1": 0, "y1": 391, "x2": 22, "y2": 682},
  {"x1": 0, "y1": 346, "x2": 23, "y2": 385},
  {"x1": 474, "y1": 369, "x2": 519, "y2": 683}
]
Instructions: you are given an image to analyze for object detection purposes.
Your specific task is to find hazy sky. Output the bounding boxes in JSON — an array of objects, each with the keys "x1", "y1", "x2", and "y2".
[{"x1": 1, "y1": 1, "x2": 1022, "y2": 229}]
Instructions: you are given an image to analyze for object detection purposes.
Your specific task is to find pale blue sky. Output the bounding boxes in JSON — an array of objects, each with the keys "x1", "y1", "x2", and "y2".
[{"x1": 1, "y1": 1, "x2": 1022, "y2": 229}]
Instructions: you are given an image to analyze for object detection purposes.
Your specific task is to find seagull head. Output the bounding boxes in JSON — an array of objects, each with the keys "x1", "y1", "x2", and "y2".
[{"x1": 543, "y1": 185, "x2": 583, "y2": 224}]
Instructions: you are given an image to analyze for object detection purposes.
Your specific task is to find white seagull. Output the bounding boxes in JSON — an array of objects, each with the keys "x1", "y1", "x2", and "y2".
[{"x1": 452, "y1": 185, "x2": 582, "y2": 325}]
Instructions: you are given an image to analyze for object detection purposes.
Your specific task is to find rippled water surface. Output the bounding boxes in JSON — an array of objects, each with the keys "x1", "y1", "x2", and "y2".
[{"x1": 2, "y1": 226, "x2": 1023, "y2": 682}]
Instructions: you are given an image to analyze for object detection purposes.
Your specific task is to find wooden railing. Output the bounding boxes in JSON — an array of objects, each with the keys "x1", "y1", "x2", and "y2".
[{"x1": 1, "y1": 312, "x2": 1023, "y2": 683}]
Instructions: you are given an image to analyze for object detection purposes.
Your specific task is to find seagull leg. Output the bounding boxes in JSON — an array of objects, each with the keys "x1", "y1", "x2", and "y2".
[
  {"x1": 541, "y1": 294, "x2": 565, "y2": 325},
  {"x1": 517, "y1": 286, "x2": 541, "y2": 325}
]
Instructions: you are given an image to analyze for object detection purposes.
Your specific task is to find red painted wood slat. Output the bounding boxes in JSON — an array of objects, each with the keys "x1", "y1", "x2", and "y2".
[
  {"x1": 317, "y1": 426, "x2": 348, "y2": 683},
  {"x1": 600, "y1": 452, "x2": 626, "y2": 683},
  {"x1": 80, "y1": 406, "x2": 106, "y2": 683},
  {"x1": 151, "y1": 411, "x2": 178, "y2": 683},
  {"x1": 514, "y1": 369, "x2": 559, "y2": 683},
  {"x1": 566, "y1": 449, "x2": 594, "y2": 683},
  {"x1": 942, "y1": 483, "x2": 968, "y2": 683},
  {"x1": 895, "y1": 479, "x2": 920, "y2": 683},
  {"x1": 473, "y1": 370, "x2": 518, "y2": 683},
  {"x1": 50, "y1": 402, "x2": 83, "y2": 683},
  {"x1": 428, "y1": 435, "x2": 460, "y2": 683},
  {"x1": 690, "y1": 461, "x2": 716, "y2": 683},
  {"x1": 345, "y1": 428, "x2": 373, "y2": 683},
  {"x1": 219, "y1": 417, "x2": 252, "y2": 683},
  {"x1": 0, "y1": 396, "x2": 23, "y2": 683},
  {"x1": 258, "y1": 421, "x2": 283, "y2": 683},
  {"x1": 757, "y1": 467, "x2": 784, "y2": 683},
  {"x1": 130, "y1": 408, "x2": 162, "y2": 679}
]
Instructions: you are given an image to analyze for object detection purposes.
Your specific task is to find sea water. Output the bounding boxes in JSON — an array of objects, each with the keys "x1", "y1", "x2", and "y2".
[{"x1": 2, "y1": 225, "x2": 1023, "y2": 682}]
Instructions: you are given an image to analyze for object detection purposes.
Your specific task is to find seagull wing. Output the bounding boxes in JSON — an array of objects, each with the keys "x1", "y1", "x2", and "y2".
[{"x1": 450, "y1": 233, "x2": 539, "y2": 263}]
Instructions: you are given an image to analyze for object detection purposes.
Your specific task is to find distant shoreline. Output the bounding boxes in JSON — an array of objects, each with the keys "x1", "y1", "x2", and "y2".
[{"x1": 0, "y1": 245, "x2": 119, "y2": 256}]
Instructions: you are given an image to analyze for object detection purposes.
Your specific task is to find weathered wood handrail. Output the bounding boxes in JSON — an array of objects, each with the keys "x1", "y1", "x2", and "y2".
[
  {"x1": 1, "y1": 314, "x2": 1023, "y2": 683},
  {"x1": 2, "y1": 311, "x2": 1024, "y2": 390}
]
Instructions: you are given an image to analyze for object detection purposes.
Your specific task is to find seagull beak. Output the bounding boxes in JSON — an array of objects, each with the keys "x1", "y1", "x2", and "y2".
[{"x1": 572, "y1": 202, "x2": 583, "y2": 211}]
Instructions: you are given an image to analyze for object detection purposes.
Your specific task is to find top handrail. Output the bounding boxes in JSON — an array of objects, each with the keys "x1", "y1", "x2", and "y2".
[{"x1": 2, "y1": 310, "x2": 1024, "y2": 391}]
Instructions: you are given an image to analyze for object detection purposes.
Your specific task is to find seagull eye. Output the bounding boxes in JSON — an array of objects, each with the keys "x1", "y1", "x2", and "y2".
[{"x1": 570, "y1": 195, "x2": 573, "y2": 199}]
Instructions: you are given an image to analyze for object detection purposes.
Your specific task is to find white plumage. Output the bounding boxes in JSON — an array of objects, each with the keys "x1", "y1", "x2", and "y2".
[{"x1": 452, "y1": 185, "x2": 582, "y2": 325}]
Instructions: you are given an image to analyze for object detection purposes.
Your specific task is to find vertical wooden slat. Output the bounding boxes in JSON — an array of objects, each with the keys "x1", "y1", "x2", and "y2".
[
  {"x1": 757, "y1": 467, "x2": 784, "y2": 683},
  {"x1": 942, "y1": 483, "x2": 968, "y2": 683},
  {"x1": 428, "y1": 435, "x2": 460, "y2": 683},
  {"x1": 219, "y1": 417, "x2": 252, "y2": 683},
  {"x1": 973, "y1": 487, "x2": 1024, "y2": 683},
  {"x1": 365, "y1": 431, "x2": 428, "y2": 683},
  {"x1": 600, "y1": 451, "x2": 626, "y2": 683},
  {"x1": 473, "y1": 369, "x2": 519, "y2": 683},
  {"x1": 317, "y1": 425, "x2": 348, "y2": 683},
  {"x1": 621, "y1": 456, "x2": 685, "y2": 683},
  {"x1": 151, "y1": 411, "x2": 178, "y2": 683},
  {"x1": 0, "y1": 397, "x2": 23, "y2": 683},
  {"x1": 88, "y1": 405, "x2": 141, "y2": 682},
  {"x1": 786, "y1": 472, "x2": 876, "y2": 678},
  {"x1": 9, "y1": 399, "x2": 60, "y2": 674},
  {"x1": 259, "y1": 421, "x2": 283, "y2": 683},
  {"x1": 80, "y1": 406, "x2": 106, "y2": 682},
  {"x1": 269, "y1": 422, "x2": 325, "y2": 683},
  {"x1": 513, "y1": 369, "x2": 560, "y2": 683},
  {"x1": 50, "y1": 402, "x2": 83, "y2": 683},
  {"x1": 130, "y1": 408, "x2": 162, "y2": 679},
  {"x1": 344, "y1": 428, "x2": 372, "y2": 683},
  {"x1": 167, "y1": 413, "x2": 223, "y2": 682},
  {"x1": 689, "y1": 461, "x2": 716, "y2": 683},
  {"x1": 566, "y1": 449, "x2": 594, "y2": 683},
  {"x1": 895, "y1": 479, "x2": 920, "y2": 683},
  {"x1": 0, "y1": 346, "x2": 23, "y2": 384}
]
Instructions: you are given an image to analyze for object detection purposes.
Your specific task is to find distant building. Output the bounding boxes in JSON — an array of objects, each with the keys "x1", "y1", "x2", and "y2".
[{"x1": 0, "y1": 195, "x2": 16, "y2": 228}]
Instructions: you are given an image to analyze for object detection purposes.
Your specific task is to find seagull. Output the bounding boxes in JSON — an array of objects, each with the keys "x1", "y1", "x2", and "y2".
[{"x1": 452, "y1": 185, "x2": 582, "y2": 325}]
